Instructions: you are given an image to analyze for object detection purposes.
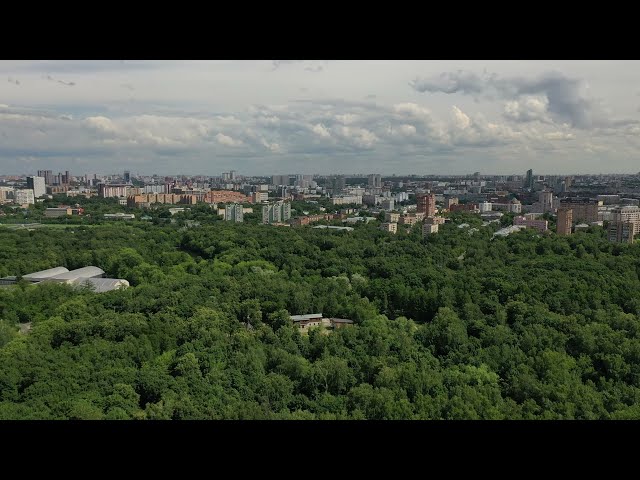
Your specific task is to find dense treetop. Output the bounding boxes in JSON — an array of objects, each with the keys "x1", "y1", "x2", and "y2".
[{"x1": 1, "y1": 209, "x2": 640, "y2": 419}]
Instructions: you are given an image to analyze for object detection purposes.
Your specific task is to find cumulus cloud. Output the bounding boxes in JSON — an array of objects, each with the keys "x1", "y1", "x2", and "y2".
[
  {"x1": 411, "y1": 69, "x2": 609, "y2": 129},
  {"x1": 311, "y1": 123, "x2": 331, "y2": 138},
  {"x1": 215, "y1": 133, "x2": 242, "y2": 147},
  {"x1": 503, "y1": 96, "x2": 550, "y2": 123}
]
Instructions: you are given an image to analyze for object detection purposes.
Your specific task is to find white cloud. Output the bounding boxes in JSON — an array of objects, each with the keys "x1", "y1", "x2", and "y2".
[
  {"x1": 311, "y1": 123, "x2": 331, "y2": 138},
  {"x1": 215, "y1": 133, "x2": 242, "y2": 147}
]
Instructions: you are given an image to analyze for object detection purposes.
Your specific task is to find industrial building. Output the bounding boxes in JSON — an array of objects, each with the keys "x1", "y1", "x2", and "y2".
[{"x1": 0, "y1": 266, "x2": 129, "y2": 293}]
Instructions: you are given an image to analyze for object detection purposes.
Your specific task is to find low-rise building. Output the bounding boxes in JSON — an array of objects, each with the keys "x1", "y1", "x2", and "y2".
[
  {"x1": 513, "y1": 215, "x2": 548, "y2": 233},
  {"x1": 385, "y1": 212, "x2": 400, "y2": 223},
  {"x1": 422, "y1": 223, "x2": 439, "y2": 236},
  {"x1": 380, "y1": 222, "x2": 398, "y2": 234},
  {"x1": 104, "y1": 213, "x2": 135, "y2": 220}
]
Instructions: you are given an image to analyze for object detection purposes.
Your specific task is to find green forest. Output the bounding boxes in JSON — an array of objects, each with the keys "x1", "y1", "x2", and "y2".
[{"x1": 2, "y1": 210, "x2": 640, "y2": 419}]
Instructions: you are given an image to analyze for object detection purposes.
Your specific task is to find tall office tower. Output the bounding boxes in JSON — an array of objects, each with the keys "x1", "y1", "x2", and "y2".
[
  {"x1": 473, "y1": 172, "x2": 481, "y2": 181},
  {"x1": 26, "y1": 176, "x2": 46, "y2": 198},
  {"x1": 608, "y1": 221, "x2": 636, "y2": 244},
  {"x1": 556, "y1": 208, "x2": 573, "y2": 236},
  {"x1": 525, "y1": 169, "x2": 534, "y2": 189},
  {"x1": 229, "y1": 170, "x2": 237, "y2": 181},
  {"x1": 124, "y1": 170, "x2": 131, "y2": 183},
  {"x1": 37, "y1": 170, "x2": 53, "y2": 185},
  {"x1": 224, "y1": 203, "x2": 244, "y2": 222},
  {"x1": 222, "y1": 172, "x2": 231, "y2": 181},
  {"x1": 416, "y1": 193, "x2": 436, "y2": 217},
  {"x1": 368, "y1": 174, "x2": 382, "y2": 188},
  {"x1": 539, "y1": 190, "x2": 555, "y2": 213},
  {"x1": 64, "y1": 170, "x2": 71, "y2": 184}
]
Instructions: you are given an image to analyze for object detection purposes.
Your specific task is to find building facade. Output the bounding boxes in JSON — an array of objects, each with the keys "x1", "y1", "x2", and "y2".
[
  {"x1": 559, "y1": 198, "x2": 598, "y2": 223},
  {"x1": 380, "y1": 222, "x2": 398, "y2": 234},
  {"x1": 225, "y1": 203, "x2": 244, "y2": 222},
  {"x1": 557, "y1": 208, "x2": 573, "y2": 236},
  {"x1": 27, "y1": 176, "x2": 46, "y2": 198},
  {"x1": 608, "y1": 221, "x2": 635, "y2": 244},
  {"x1": 14, "y1": 189, "x2": 35, "y2": 205},
  {"x1": 262, "y1": 201, "x2": 291, "y2": 224},
  {"x1": 416, "y1": 193, "x2": 437, "y2": 217}
]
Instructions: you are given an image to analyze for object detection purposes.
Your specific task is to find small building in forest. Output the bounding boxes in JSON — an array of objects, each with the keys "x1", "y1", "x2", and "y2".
[{"x1": 290, "y1": 313, "x2": 354, "y2": 333}]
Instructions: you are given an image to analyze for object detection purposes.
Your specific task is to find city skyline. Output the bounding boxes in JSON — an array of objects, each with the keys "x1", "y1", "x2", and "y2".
[{"x1": 2, "y1": 60, "x2": 640, "y2": 175}]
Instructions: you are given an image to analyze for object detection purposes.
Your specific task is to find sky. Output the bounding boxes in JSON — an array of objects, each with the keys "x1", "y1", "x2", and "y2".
[{"x1": 1, "y1": 60, "x2": 640, "y2": 176}]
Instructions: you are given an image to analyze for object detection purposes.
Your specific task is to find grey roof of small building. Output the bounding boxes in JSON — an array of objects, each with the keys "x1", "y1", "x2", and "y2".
[
  {"x1": 329, "y1": 318, "x2": 354, "y2": 324},
  {"x1": 49, "y1": 266, "x2": 105, "y2": 281},
  {"x1": 290, "y1": 313, "x2": 323, "y2": 321},
  {"x1": 23, "y1": 266, "x2": 70, "y2": 280},
  {"x1": 72, "y1": 277, "x2": 129, "y2": 293}
]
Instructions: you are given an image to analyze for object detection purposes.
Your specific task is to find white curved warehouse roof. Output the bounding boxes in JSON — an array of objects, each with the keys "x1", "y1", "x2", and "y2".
[
  {"x1": 23, "y1": 267, "x2": 70, "y2": 280},
  {"x1": 50, "y1": 266, "x2": 105, "y2": 281},
  {"x1": 72, "y1": 277, "x2": 129, "y2": 293}
]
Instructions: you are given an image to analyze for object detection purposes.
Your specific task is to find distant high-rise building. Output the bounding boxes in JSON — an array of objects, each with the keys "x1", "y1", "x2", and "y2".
[
  {"x1": 63, "y1": 170, "x2": 71, "y2": 185},
  {"x1": 611, "y1": 206, "x2": 640, "y2": 236},
  {"x1": 368, "y1": 174, "x2": 382, "y2": 188},
  {"x1": 557, "y1": 208, "x2": 573, "y2": 236},
  {"x1": 124, "y1": 171, "x2": 131, "y2": 183},
  {"x1": 262, "y1": 201, "x2": 291, "y2": 224},
  {"x1": 563, "y1": 176, "x2": 572, "y2": 192},
  {"x1": 473, "y1": 172, "x2": 481, "y2": 181},
  {"x1": 608, "y1": 221, "x2": 635, "y2": 244},
  {"x1": 416, "y1": 193, "x2": 436, "y2": 217},
  {"x1": 229, "y1": 170, "x2": 237, "y2": 181},
  {"x1": 27, "y1": 176, "x2": 46, "y2": 198},
  {"x1": 328, "y1": 175, "x2": 346, "y2": 193},
  {"x1": 271, "y1": 175, "x2": 290, "y2": 186},
  {"x1": 37, "y1": 170, "x2": 53, "y2": 185},
  {"x1": 224, "y1": 203, "x2": 244, "y2": 222},
  {"x1": 525, "y1": 169, "x2": 534, "y2": 189},
  {"x1": 539, "y1": 190, "x2": 555, "y2": 213},
  {"x1": 560, "y1": 197, "x2": 598, "y2": 223}
]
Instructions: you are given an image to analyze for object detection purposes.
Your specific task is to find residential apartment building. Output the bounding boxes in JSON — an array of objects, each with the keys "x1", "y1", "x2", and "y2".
[
  {"x1": 99, "y1": 183, "x2": 130, "y2": 198},
  {"x1": 224, "y1": 203, "x2": 244, "y2": 222},
  {"x1": 380, "y1": 222, "x2": 398, "y2": 234},
  {"x1": 611, "y1": 206, "x2": 640, "y2": 236},
  {"x1": 445, "y1": 197, "x2": 459, "y2": 209},
  {"x1": 422, "y1": 223, "x2": 439, "y2": 236},
  {"x1": 14, "y1": 189, "x2": 35, "y2": 205},
  {"x1": 385, "y1": 212, "x2": 400, "y2": 223},
  {"x1": 556, "y1": 208, "x2": 573, "y2": 236},
  {"x1": 559, "y1": 197, "x2": 598, "y2": 223},
  {"x1": 368, "y1": 174, "x2": 382, "y2": 188},
  {"x1": 262, "y1": 201, "x2": 291, "y2": 224},
  {"x1": 513, "y1": 215, "x2": 548, "y2": 233},
  {"x1": 608, "y1": 221, "x2": 635, "y2": 244},
  {"x1": 416, "y1": 193, "x2": 437, "y2": 217},
  {"x1": 205, "y1": 190, "x2": 251, "y2": 204},
  {"x1": 331, "y1": 195, "x2": 363, "y2": 205}
]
